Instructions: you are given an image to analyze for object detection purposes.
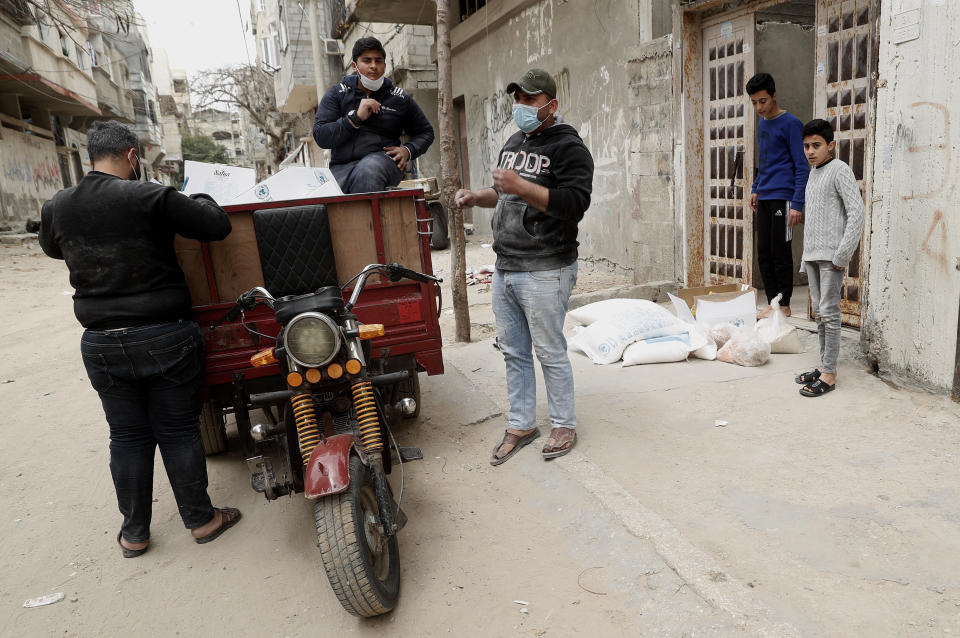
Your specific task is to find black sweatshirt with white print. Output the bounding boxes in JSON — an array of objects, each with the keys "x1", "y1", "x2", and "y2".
[{"x1": 491, "y1": 119, "x2": 594, "y2": 271}]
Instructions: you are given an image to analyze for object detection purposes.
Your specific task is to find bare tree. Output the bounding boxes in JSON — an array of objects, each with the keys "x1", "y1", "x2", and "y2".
[
  {"x1": 436, "y1": 0, "x2": 470, "y2": 342},
  {"x1": 191, "y1": 65, "x2": 301, "y2": 167},
  {"x1": 2, "y1": 0, "x2": 142, "y2": 47}
]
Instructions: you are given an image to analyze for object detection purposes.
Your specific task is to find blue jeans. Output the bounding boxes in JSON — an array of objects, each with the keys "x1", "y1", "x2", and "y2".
[
  {"x1": 805, "y1": 261, "x2": 845, "y2": 374},
  {"x1": 492, "y1": 264, "x2": 578, "y2": 432},
  {"x1": 81, "y1": 321, "x2": 215, "y2": 543},
  {"x1": 330, "y1": 152, "x2": 403, "y2": 194}
]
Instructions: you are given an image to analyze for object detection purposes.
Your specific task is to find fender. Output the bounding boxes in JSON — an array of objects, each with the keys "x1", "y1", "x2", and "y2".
[{"x1": 303, "y1": 434, "x2": 368, "y2": 499}]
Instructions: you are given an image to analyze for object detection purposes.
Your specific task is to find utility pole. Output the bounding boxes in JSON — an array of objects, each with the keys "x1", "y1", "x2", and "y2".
[
  {"x1": 436, "y1": 0, "x2": 470, "y2": 342},
  {"x1": 308, "y1": 0, "x2": 326, "y2": 104}
]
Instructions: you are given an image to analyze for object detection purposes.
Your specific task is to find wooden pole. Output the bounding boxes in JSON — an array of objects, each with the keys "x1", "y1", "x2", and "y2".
[{"x1": 436, "y1": 0, "x2": 470, "y2": 342}]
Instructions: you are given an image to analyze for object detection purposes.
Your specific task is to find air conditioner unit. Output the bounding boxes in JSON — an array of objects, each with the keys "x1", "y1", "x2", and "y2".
[{"x1": 323, "y1": 39, "x2": 342, "y2": 55}]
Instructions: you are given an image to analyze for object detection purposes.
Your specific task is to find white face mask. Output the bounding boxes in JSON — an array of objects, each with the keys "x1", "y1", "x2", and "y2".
[{"x1": 354, "y1": 63, "x2": 384, "y2": 91}]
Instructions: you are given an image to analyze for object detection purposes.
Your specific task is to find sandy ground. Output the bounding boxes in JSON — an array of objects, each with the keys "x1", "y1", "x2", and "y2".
[{"x1": 3, "y1": 238, "x2": 960, "y2": 638}]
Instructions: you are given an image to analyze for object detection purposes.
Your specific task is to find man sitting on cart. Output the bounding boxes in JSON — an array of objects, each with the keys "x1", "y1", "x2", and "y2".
[{"x1": 313, "y1": 36, "x2": 435, "y2": 194}]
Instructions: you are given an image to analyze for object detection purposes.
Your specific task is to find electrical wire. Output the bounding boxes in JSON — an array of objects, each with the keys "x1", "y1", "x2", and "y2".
[{"x1": 236, "y1": 0, "x2": 252, "y2": 66}]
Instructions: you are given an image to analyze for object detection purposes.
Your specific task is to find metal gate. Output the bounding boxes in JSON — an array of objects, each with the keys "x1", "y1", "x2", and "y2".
[
  {"x1": 702, "y1": 16, "x2": 755, "y2": 285},
  {"x1": 813, "y1": 0, "x2": 879, "y2": 327}
]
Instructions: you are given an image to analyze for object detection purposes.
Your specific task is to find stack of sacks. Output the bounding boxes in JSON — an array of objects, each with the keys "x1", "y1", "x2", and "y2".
[{"x1": 566, "y1": 299, "x2": 714, "y2": 366}]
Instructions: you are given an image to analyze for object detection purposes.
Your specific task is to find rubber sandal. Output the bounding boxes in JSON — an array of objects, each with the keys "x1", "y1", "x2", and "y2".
[
  {"x1": 800, "y1": 379, "x2": 835, "y2": 397},
  {"x1": 795, "y1": 369, "x2": 821, "y2": 384},
  {"x1": 117, "y1": 532, "x2": 148, "y2": 558},
  {"x1": 490, "y1": 428, "x2": 540, "y2": 466},
  {"x1": 542, "y1": 428, "x2": 577, "y2": 459},
  {"x1": 193, "y1": 507, "x2": 242, "y2": 544}
]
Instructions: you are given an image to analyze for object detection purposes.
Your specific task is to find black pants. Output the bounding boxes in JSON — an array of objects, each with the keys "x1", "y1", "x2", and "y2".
[
  {"x1": 81, "y1": 321, "x2": 215, "y2": 543},
  {"x1": 755, "y1": 199, "x2": 794, "y2": 307}
]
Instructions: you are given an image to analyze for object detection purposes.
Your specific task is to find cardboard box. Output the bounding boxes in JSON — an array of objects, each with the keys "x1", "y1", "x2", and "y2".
[{"x1": 677, "y1": 283, "x2": 756, "y2": 313}]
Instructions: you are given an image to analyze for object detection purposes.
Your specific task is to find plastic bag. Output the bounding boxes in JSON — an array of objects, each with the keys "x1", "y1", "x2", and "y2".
[
  {"x1": 709, "y1": 323, "x2": 738, "y2": 348},
  {"x1": 667, "y1": 293, "x2": 718, "y2": 360},
  {"x1": 694, "y1": 290, "x2": 757, "y2": 332},
  {"x1": 716, "y1": 326, "x2": 771, "y2": 367},
  {"x1": 755, "y1": 293, "x2": 805, "y2": 354}
]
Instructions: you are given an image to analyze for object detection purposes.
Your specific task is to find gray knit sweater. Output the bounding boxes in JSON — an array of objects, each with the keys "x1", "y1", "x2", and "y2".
[{"x1": 800, "y1": 159, "x2": 865, "y2": 268}]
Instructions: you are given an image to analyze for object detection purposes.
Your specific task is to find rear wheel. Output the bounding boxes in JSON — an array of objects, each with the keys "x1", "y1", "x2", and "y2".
[
  {"x1": 402, "y1": 366, "x2": 421, "y2": 419},
  {"x1": 314, "y1": 456, "x2": 400, "y2": 616},
  {"x1": 428, "y1": 201, "x2": 449, "y2": 250},
  {"x1": 199, "y1": 400, "x2": 227, "y2": 455}
]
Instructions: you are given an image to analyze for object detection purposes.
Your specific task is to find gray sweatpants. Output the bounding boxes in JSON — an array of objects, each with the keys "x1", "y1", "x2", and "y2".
[{"x1": 805, "y1": 260, "x2": 845, "y2": 375}]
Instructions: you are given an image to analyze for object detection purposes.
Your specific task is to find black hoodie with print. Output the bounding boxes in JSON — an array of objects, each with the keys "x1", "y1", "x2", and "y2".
[{"x1": 491, "y1": 120, "x2": 594, "y2": 271}]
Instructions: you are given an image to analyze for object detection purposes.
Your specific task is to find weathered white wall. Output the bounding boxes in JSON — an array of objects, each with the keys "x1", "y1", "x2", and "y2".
[
  {"x1": 0, "y1": 128, "x2": 62, "y2": 226},
  {"x1": 866, "y1": 0, "x2": 960, "y2": 391},
  {"x1": 451, "y1": 0, "x2": 677, "y2": 283}
]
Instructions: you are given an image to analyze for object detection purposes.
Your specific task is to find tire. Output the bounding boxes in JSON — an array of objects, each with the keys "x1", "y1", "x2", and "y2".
[
  {"x1": 314, "y1": 456, "x2": 400, "y2": 617},
  {"x1": 199, "y1": 400, "x2": 227, "y2": 455},
  {"x1": 428, "y1": 201, "x2": 449, "y2": 250}
]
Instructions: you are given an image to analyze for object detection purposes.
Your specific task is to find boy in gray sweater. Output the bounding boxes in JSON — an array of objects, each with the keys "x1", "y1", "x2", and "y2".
[{"x1": 795, "y1": 119, "x2": 864, "y2": 397}]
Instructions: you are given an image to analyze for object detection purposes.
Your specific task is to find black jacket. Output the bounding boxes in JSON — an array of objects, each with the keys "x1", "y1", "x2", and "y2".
[
  {"x1": 492, "y1": 120, "x2": 594, "y2": 271},
  {"x1": 39, "y1": 172, "x2": 231, "y2": 329},
  {"x1": 312, "y1": 74, "x2": 434, "y2": 166}
]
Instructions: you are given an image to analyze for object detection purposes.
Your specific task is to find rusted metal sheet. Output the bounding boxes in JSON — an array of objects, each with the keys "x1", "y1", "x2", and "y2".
[
  {"x1": 701, "y1": 14, "x2": 754, "y2": 286},
  {"x1": 813, "y1": 0, "x2": 880, "y2": 328}
]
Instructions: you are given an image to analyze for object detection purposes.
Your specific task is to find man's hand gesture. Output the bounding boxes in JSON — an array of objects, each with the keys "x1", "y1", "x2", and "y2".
[{"x1": 357, "y1": 98, "x2": 381, "y2": 121}]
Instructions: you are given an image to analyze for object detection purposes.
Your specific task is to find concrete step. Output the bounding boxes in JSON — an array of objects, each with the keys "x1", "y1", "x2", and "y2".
[{"x1": 0, "y1": 233, "x2": 38, "y2": 245}]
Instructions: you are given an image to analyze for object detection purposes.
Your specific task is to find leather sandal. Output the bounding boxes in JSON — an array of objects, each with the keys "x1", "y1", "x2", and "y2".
[
  {"x1": 490, "y1": 428, "x2": 540, "y2": 466},
  {"x1": 542, "y1": 427, "x2": 577, "y2": 459},
  {"x1": 117, "y1": 532, "x2": 148, "y2": 558},
  {"x1": 193, "y1": 507, "x2": 242, "y2": 544},
  {"x1": 799, "y1": 379, "x2": 835, "y2": 397}
]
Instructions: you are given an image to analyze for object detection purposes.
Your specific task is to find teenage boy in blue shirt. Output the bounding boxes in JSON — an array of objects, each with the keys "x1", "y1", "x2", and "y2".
[{"x1": 747, "y1": 73, "x2": 810, "y2": 318}]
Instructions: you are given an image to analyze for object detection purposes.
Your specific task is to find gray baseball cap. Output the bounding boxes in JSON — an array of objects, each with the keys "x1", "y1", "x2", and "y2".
[{"x1": 506, "y1": 68, "x2": 557, "y2": 98}]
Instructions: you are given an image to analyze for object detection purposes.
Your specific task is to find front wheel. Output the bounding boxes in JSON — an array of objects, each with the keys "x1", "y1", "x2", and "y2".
[
  {"x1": 314, "y1": 455, "x2": 400, "y2": 616},
  {"x1": 428, "y1": 201, "x2": 449, "y2": 250},
  {"x1": 199, "y1": 400, "x2": 227, "y2": 455}
]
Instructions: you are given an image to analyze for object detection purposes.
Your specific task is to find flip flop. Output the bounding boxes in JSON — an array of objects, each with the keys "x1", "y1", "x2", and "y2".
[
  {"x1": 800, "y1": 379, "x2": 835, "y2": 397},
  {"x1": 542, "y1": 428, "x2": 577, "y2": 459},
  {"x1": 795, "y1": 369, "x2": 821, "y2": 384},
  {"x1": 193, "y1": 507, "x2": 242, "y2": 544},
  {"x1": 117, "y1": 532, "x2": 148, "y2": 558},
  {"x1": 490, "y1": 428, "x2": 540, "y2": 466}
]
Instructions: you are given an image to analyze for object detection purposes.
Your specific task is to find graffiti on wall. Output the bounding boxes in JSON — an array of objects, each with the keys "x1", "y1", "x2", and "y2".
[
  {"x1": 898, "y1": 101, "x2": 955, "y2": 274},
  {"x1": 0, "y1": 128, "x2": 62, "y2": 224}
]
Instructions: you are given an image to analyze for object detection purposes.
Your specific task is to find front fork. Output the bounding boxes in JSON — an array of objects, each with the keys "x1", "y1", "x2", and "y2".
[{"x1": 351, "y1": 378, "x2": 397, "y2": 536}]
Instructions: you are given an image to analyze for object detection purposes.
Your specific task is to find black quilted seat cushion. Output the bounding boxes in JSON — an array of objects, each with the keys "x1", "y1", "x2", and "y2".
[{"x1": 253, "y1": 205, "x2": 339, "y2": 298}]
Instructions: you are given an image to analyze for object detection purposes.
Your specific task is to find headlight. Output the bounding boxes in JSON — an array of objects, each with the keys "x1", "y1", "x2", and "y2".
[{"x1": 284, "y1": 313, "x2": 341, "y2": 368}]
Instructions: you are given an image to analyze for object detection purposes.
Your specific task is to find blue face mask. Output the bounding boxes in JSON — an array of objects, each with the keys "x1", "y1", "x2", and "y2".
[{"x1": 512, "y1": 100, "x2": 553, "y2": 133}]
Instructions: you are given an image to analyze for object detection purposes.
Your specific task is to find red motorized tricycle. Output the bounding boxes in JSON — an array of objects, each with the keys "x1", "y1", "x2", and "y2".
[{"x1": 174, "y1": 189, "x2": 443, "y2": 616}]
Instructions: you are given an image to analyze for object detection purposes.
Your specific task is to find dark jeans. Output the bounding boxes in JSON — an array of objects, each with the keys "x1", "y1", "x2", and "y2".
[
  {"x1": 81, "y1": 321, "x2": 215, "y2": 543},
  {"x1": 756, "y1": 199, "x2": 794, "y2": 307},
  {"x1": 331, "y1": 152, "x2": 403, "y2": 194}
]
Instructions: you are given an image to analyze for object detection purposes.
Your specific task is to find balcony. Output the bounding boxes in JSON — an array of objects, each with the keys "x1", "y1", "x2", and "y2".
[
  {"x1": 343, "y1": 0, "x2": 436, "y2": 25},
  {"x1": 93, "y1": 66, "x2": 135, "y2": 122}
]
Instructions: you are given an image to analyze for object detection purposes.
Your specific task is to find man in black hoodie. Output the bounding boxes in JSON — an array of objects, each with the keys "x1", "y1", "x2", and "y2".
[
  {"x1": 40, "y1": 121, "x2": 241, "y2": 558},
  {"x1": 455, "y1": 69, "x2": 594, "y2": 465},
  {"x1": 313, "y1": 36, "x2": 434, "y2": 193}
]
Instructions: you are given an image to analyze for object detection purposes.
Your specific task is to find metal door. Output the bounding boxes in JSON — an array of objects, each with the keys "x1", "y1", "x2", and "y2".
[
  {"x1": 702, "y1": 16, "x2": 755, "y2": 285},
  {"x1": 814, "y1": 0, "x2": 879, "y2": 327}
]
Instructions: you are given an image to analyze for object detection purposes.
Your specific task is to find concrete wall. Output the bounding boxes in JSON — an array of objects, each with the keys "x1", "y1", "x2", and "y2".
[
  {"x1": 0, "y1": 128, "x2": 62, "y2": 226},
  {"x1": 451, "y1": 0, "x2": 676, "y2": 282},
  {"x1": 866, "y1": 0, "x2": 960, "y2": 392}
]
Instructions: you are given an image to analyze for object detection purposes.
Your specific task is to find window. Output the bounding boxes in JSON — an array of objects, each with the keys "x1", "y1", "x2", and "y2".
[
  {"x1": 259, "y1": 37, "x2": 276, "y2": 67},
  {"x1": 256, "y1": 0, "x2": 265, "y2": 12},
  {"x1": 148, "y1": 101, "x2": 157, "y2": 124},
  {"x1": 459, "y1": 0, "x2": 486, "y2": 21},
  {"x1": 34, "y1": 8, "x2": 46, "y2": 43},
  {"x1": 87, "y1": 40, "x2": 98, "y2": 67},
  {"x1": 278, "y1": 6, "x2": 288, "y2": 51},
  {"x1": 75, "y1": 44, "x2": 86, "y2": 70}
]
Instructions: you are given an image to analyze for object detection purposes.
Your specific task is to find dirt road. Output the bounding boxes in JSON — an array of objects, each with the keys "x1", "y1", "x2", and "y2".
[{"x1": 5, "y1": 238, "x2": 960, "y2": 638}]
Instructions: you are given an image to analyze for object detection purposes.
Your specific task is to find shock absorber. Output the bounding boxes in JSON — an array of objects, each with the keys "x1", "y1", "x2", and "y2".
[
  {"x1": 351, "y1": 379, "x2": 383, "y2": 453},
  {"x1": 290, "y1": 393, "x2": 321, "y2": 466}
]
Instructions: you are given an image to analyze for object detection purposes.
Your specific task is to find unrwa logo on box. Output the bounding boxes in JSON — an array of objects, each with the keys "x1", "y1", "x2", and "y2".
[{"x1": 255, "y1": 184, "x2": 271, "y2": 200}]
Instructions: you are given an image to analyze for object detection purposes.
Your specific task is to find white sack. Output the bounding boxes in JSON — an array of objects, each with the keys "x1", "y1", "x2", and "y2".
[
  {"x1": 567, "y1": 301, "x2": 690, "y2": 365},
  {"x1": 695, "y1": 290, "x2": 757, "y2": 332},
  {"x1": 622, "y1": 335, "x2": 691, "y2": 366}
]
